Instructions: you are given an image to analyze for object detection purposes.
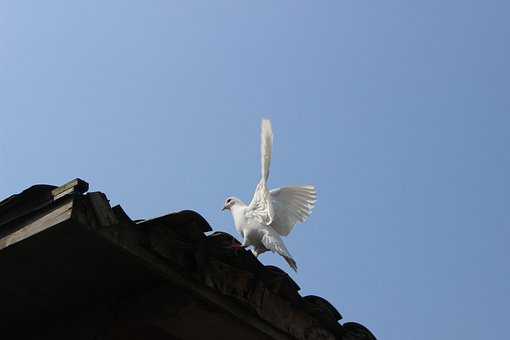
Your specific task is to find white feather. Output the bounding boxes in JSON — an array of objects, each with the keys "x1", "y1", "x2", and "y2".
[
  {"x1": 270, "y1": 186, "x2": 317, "y2": 236},
  {"x1": 261, "y1": 228, "x2": 298, "y2": 272},
  {"x1": 247, "y1": 119, "x2": 274, "y2": 225},
  {"x1": 260, "y1": 118, "x2": 273, "y2": 182}
]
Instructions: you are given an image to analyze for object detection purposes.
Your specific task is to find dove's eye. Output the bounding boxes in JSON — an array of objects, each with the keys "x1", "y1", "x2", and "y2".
[{"x1": 227, "y1": 199, "x2": 232, "y2": 203}]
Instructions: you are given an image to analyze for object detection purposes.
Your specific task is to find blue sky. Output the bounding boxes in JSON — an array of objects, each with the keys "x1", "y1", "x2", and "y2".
[{"x1": 1, "y1": 1, "x2": 509, "y2": 339}]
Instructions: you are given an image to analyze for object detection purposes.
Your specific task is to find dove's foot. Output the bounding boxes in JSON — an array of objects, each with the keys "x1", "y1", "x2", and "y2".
[
  {"x1": 226, "y1": 240, "x2": 248, "y2": 252},
  {"x1": 231, "y1": 244, "x2": 245, "y2": 251}
]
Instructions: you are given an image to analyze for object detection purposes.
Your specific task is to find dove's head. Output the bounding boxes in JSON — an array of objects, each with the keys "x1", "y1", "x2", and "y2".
[{"x1": 222, "y1": 197, "x2": 242, "y2": 211}]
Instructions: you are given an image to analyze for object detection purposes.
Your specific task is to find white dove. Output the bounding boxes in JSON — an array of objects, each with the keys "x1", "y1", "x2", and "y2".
[{"x1": 222, "y1": 119, "x2": 317, "y2": 272}]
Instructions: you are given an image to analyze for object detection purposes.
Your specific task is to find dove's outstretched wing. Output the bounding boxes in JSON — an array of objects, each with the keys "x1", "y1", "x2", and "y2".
[
  {"x1": 261, "y1": 228, "x2": 298, "y2": 272},
  {"x1": 247, "y1": 119, "x2": 274, "y2": 225},
  {"x1": 269, "y1": 186, "x2": 317, "y2": 236}
]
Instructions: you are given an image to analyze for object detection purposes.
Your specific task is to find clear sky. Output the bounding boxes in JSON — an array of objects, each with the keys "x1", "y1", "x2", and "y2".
[{"x1": 1, "y1": 1, "x2": 508, "y2": 339}]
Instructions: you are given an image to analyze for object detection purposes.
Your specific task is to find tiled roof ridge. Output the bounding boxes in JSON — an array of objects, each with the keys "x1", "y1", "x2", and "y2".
[{"x1": 0, "y1": 178, "x2": 376, "y2": 340}]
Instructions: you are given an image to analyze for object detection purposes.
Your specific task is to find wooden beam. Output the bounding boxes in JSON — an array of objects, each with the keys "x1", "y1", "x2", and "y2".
[
  {"x1": 0, "y1": 199, "x2": 74, "y2": 250},
  {"x1": 52, "y1": 178, "x2": 89, "y2": 200},
  {"x1": 87, "y1": 192, "x2": 118, "y2": 227}
]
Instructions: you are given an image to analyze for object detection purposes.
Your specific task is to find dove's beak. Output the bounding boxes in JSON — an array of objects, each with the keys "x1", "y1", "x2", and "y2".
[{"x1": 221, "y1": 206, "x2": 227, "y2": 211}]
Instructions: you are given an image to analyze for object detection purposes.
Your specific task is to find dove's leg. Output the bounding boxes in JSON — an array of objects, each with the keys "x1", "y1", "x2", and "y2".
[
  {"x1": 230, "y1": 243, "x2": 248, "y2": 251},
  {"x1": 226, "y1": 238, "x2": 249, "y2": 252},
  {"x1": 230, "y1": 232, "x2": 257, "y2": 253},
  {"x1": 251, "y1": 246, "x2": 268, "y2": 257}
]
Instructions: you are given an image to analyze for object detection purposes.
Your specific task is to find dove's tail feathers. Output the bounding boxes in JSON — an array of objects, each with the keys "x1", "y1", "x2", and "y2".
[
  {"x1": 247, "y1": 120, "x2": 274, "y2": 224},
  {"x1": 261, "y1": 118, "x2": 273, "y2": 182},
  {"x1": 285, "y1": 256, "x2": 298, "y2": 272}
]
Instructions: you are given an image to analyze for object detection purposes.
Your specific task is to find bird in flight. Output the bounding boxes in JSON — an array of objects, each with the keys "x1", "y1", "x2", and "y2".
[{"x1": 222, "y1": 119, "x2": 317, "y2": 272}]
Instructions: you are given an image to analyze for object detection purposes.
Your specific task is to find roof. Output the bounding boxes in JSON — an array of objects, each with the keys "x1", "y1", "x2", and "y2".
[{"x1": 0, "y1": 178, "x2": 376, "y2": 340}]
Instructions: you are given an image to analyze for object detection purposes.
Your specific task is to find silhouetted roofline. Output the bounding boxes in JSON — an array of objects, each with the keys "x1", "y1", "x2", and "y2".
[{"x1": 0, "y1": 178, "x2": 376, "y2": 340}]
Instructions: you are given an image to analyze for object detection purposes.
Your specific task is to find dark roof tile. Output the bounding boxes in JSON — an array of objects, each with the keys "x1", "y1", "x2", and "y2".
[
  {"x1": 342, "y1": 322, "x2": 377, "y2": 340},
  {"x1": 301, "y1": 295, "x2": 342, "y2": 322},
  {"x1": 259, "y1": 265, "x2": 301, "y2": 304},
  {"x1": 204, "y1": 231, "x2": 265, "y2": 272},
  {"x1": 139, "y1": 210, "x2": 211, "y2": 242}
]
